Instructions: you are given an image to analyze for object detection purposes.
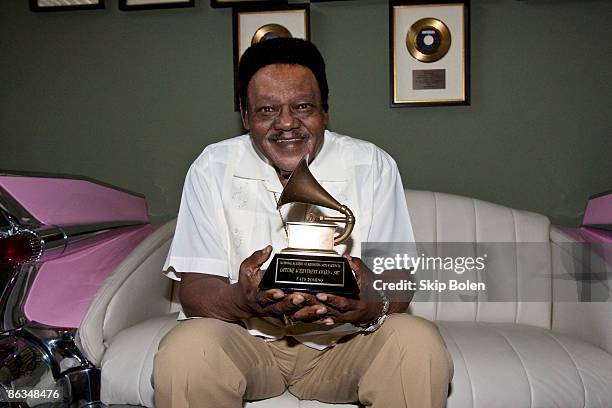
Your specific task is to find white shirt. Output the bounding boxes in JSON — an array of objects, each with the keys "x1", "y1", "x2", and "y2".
[{"x1": 163, "y1": 130, "x2": 416, "y2": 349}]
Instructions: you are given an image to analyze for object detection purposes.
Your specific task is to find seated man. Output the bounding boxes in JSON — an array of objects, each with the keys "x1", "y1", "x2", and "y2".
[{"x1": 154, "y1": 38, "x2": 453, "y2": 408}]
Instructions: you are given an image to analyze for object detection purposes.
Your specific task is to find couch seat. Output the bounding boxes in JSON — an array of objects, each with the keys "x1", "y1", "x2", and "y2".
[{"x1": 101, "y1": 315, "x2": 612, "y2": 408}]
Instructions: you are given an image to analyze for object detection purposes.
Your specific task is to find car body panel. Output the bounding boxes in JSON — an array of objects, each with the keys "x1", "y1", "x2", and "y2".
[
  {"x1": 583, "y1": 190, "x2": 612, "y2": 227},
  {"x1": 24, "y1": 224, "x2": 154, "y2": 328},
  {"x1": 0, "y1": 175, "x2": 148, "y2": 226},
  {"x1": 556, "y1": 190, "x2": 612, "y2": 268}
]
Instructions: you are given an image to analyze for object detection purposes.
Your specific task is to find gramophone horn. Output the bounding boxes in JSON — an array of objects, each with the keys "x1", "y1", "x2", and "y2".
[
  {"x1": 277, "y1": 158, "x2": 342, "y2": 211},
  {"x1": 277, "y1": 157, "x2": 354, "y2": 245}
]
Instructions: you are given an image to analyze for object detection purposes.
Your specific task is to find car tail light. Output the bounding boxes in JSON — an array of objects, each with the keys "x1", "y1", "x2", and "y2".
[{"x1": 0, "y1": 232, "x2": 42, "y2": 265}]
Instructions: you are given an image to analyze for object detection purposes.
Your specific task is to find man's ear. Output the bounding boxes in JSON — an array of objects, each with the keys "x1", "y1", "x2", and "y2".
[
  {"x1": 323, "y1": 111, "x2": 329, "y2": 128},
  {"x1": 240, "y1": 105, "x2": 250, "y2": 130}
]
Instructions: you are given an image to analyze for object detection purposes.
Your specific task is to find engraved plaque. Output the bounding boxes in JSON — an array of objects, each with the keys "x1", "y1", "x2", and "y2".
[
  {"x1": 260, "y1": 253, "x2": 359, "y2": 297},
  {"x1": 276, "y1": 258, "x2": 344, "y2": 286},
  {"x1": 412, "y1": 69, "x2": 446, "y2": 90}
]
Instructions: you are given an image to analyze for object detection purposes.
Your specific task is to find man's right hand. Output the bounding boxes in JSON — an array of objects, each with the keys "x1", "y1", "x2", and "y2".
[{"x1": 235, "y1": 246, "x2": 318, "y2": 320}]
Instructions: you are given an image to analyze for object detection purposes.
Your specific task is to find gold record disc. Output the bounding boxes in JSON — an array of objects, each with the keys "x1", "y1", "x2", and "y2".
[
  {"x1": 406, "y1": 18, "x2": 451, "y2": 63},
  {"x1": 251, "y1": 23, "x2": 293, "y2": 45}
]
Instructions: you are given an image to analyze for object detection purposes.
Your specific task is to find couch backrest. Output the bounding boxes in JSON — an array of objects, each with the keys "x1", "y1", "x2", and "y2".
[
  {"x1": 163, "y1": 190, "x2": 554, "y2": 328},
  {"x1": 79, "y1": 189, "x2": 554, "y2": 365},
  {"x1": 79, "y1": 220, "x2": 177, "y2": 365},
  {"x1": 405, "y1": 190, "x2": 552, "y2": 328}
]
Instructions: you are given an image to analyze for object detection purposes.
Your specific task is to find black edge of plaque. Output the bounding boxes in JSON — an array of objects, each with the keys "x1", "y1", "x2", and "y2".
[{"x1": 259, "y1": 253, "x2": 359, "y2": 298}]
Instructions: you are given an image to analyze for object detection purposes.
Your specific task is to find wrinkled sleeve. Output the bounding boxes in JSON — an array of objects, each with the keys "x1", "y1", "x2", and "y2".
[
  {"x1": 367, "y1": 150, "x2": 416, "y2": 244},
  {"x1": 163, "y1": 157, "x2": 228, "y2": 281}
]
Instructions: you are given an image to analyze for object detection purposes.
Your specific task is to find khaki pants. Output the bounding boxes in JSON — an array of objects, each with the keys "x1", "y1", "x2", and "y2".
[{"x1": 153, "y1": 314, "x2": 453, "y2": 408}]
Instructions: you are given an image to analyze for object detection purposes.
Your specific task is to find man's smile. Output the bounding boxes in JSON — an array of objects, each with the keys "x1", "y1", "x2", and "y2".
[
  {"x1": 268, "y1": 132, "x2": 309, "y2": 144},
  {"x1": 273, "y1": 137, "x2": 306, "y2": 143}
]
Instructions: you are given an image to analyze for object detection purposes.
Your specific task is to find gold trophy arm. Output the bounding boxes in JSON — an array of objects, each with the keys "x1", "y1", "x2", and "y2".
[
  {"x1": 317, "y1": 216, "x2": 345, "y2": 222},
  {"x1": 318, "y1": 205, "x2": 355, "y2": 246}
]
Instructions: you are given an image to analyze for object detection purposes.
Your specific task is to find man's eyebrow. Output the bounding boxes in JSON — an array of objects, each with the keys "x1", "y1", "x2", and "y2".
[
  {"x1": 291, "y1": 92, "x2": 317, "y2": 100},
  {"x1": 257, "y1": 90, "x2": 316, "y2": 99},
  {"x1": 253, "y1": 92, "x2": 317, "y2": 103}
]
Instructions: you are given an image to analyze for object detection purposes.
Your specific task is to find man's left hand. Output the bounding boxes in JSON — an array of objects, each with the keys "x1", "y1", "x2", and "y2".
[{"x1": 289, "y1": 256, "x2": 384, "y2": 326}]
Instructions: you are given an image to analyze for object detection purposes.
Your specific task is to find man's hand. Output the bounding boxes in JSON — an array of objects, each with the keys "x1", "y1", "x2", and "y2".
[
  {"x1": 234, "y1": 245, "x2": 278, "y2": 315},
  {"x1": 289, "y1": 256, "x2": 384, "y2": 326},
  {"x1": 235, "y1": 246, "x2": 318, "y2": 320},
  {"x1": 179, "y1": 246, "x2": 318, "y2": 322}
]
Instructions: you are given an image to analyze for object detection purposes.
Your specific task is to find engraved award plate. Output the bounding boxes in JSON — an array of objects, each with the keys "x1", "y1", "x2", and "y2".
[{"x1": 260, "y1": 252, "x2": 359, "y2": 297}]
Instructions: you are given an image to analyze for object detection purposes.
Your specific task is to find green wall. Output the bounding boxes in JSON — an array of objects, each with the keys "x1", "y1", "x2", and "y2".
[{"x1": 1, "y1": 0, "x2": 610, "y2": 226}]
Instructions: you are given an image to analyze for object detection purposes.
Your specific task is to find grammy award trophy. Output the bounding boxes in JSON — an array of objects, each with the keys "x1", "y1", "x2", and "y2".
[{"x1": 259, "y1": 158, "x2": 360, "y2": 297}]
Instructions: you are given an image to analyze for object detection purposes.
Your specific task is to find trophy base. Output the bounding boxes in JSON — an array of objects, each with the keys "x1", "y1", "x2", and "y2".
[{"x1": 259, "y1": 253, "x2": 360, "y2": 298}]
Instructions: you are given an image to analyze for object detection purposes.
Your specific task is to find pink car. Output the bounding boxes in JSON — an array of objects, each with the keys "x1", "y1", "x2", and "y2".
[{"x1": 0, "y1": 171, "x2": 155, "y2": 407}]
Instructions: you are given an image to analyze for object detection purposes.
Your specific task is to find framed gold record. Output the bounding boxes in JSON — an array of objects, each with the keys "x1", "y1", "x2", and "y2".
[
  {"x1": 390, "y1": 1, "x2": 470, "y2": 107},
  {"x1": 406, "y1": 17, "x2": 451, "y2": 63}
]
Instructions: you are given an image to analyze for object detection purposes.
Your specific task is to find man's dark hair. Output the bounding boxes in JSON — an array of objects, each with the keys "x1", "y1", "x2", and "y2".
[{"x1": 238, "y1": 37, "x2": 329, "y2": 113}]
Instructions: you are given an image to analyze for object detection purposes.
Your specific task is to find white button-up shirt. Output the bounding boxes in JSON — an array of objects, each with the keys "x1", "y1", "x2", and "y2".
[{"x1": 164, "y1": 130, "x2": 416, "y2": 349}]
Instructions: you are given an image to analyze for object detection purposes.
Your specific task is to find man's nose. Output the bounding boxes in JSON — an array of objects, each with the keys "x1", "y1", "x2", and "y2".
[{"x1": 274, "y1": 107, "x2": 299, "y2": 130}]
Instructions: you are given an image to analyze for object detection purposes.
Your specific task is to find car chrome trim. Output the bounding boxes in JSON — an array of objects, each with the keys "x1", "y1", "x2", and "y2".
[
  {"x1": 65, "y1": 366, "x2": 105, "y2": 407},
  {"x1": 1, "y1": 263, "x2": 37, "y2": 331},
  {"x1": 60, "y1": 221, "x2": 146, "y2": 239},
  {"x1": 23, "y1": 322, "x2": 89, "y2": 375},
  {"x1": 39, "y1": 221, "x2": 148, "y2": 258}
]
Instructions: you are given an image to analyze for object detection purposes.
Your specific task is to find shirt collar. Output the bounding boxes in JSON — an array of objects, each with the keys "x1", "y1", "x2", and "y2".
[
  {"x1": 309, "y1": 130, "x2": 348, "y2": 183},
  {"x1": 233, "y1": 130, "x2": 348, "y2": 193}
]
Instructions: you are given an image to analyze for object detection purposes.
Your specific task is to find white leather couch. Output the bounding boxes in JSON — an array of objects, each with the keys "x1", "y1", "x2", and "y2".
[{"x1": 78, "y1": 190, "x2": 612, "y2": 407}]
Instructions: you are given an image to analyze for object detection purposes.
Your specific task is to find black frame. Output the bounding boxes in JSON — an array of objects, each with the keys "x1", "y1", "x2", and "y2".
[
  {"x1": 232, "y1": 3, "x2": 310, "y2": 111},
  {"x1": 30, "y1": 0, "x2": 105, "y2": 12},
  {"x1": 119, "y1": 0, "x2": 195, "y2": 11},
  {"x1": 211, "y1": 0, "x2": 287, "y2": 8},
  {"x1": 389, "y1": 0, "x2": 470, "y2": 107}
]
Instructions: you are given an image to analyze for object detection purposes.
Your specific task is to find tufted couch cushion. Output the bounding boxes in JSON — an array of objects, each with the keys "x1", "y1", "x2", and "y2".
[{"x1": 405, "y1": 190, "x2": 551, "y2": 328}]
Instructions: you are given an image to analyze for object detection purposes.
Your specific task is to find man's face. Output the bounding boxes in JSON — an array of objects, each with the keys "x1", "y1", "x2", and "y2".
[{"x1": 242, "y1": 64, "x2": 328, "y2": 176}]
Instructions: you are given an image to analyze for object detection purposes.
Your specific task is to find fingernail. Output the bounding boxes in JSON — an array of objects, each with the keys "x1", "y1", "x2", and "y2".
[
  {"x1": 316, "y1": 306, "x2": 327, "y2": 315},
  {"x1": 292, "y1": 295, "x2": 304, "y2": 305},
  {"x1": 316, "y1": 294, "x2": 327, "y2": 301},
  {"x1": 324, "y1": 318, "x2": 334, "y2": 325},
  {"x1": 273, "y1": 292, "x2": 285, "y2": 299}
]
